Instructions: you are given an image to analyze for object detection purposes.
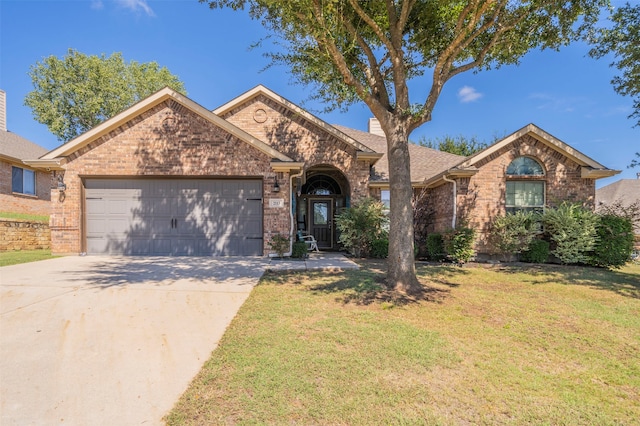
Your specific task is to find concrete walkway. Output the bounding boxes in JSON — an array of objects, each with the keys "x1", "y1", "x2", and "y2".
[
  {"x1": 0, "y1": 253, "x2": 357, "y2": 425},
  {"x1": 267, "y1": 252, "x2": 359, "y2": 272},
  {"x1": 0, "y1": 256, "x2": 267, "y2": 426}
]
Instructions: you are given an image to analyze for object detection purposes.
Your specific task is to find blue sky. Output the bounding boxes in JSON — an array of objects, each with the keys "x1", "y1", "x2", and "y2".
[{"x1": 1, "y1": 0, "x2": 638, "y2": 188}]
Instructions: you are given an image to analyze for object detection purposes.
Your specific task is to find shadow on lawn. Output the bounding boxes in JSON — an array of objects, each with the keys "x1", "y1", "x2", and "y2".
[
  {"x1": 493, "y1": 263, "x2": 640, "y2": 299},
  {"x1": 264, "y1": 259, "x2": 452, "y2": 306}
]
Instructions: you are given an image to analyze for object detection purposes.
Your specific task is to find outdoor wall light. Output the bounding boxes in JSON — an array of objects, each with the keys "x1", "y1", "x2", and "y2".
[
  {"x1": 273, "y1": 176, "x2": 280, "y2": 193},
  {"x1": 56, "y1": 174, "x2": 67, "y2": 203}
]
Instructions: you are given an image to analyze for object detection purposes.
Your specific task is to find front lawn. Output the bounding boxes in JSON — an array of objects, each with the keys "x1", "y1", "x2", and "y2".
[
  {"x1": 166, "y1": 261, "x2": 640, "y2": 425},
  {"x1": 0, "y1": 249, "x2": 58, "y2": 267}
]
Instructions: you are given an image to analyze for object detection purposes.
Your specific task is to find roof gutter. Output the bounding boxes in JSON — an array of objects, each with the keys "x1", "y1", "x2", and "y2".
[
  {"x1": 581, "y1": 167, "x2": 620, "y2": 179},
  {"x1": 22, "y1": 158, "x2": 67, "y2": 171}
]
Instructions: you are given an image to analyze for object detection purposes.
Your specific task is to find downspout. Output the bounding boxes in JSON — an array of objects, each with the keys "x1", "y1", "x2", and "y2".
[
  {"x1": 268, "y1": 169, "x2": 304, "y2": 258},
  {"x1": 442, "y1": 174, "x2": 457, "y2": 229}
]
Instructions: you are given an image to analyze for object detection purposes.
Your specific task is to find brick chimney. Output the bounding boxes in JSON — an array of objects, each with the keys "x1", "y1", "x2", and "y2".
[
  {"x1": 368, "y1": 117, "x2": 385, "y2": 137},
  {"x1": 0, "y1": 90, "x2": 6, "y2": 132}
]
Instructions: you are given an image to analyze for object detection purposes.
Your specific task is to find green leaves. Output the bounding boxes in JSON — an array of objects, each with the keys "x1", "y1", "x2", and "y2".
[
  {"x1": 336, "y1": 197, "x2": 389, "y2": 258},
  {"x1": 24, "y1": 48, "x2": 186, "y2": 142},
  {"x1": 589, "y1": 3, "x2": 640, "y2": 127}
]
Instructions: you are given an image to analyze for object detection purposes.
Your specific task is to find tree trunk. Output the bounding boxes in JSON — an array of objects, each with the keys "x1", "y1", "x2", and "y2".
[{"x1": 384, "y1": 118, "x2": 421, "y2": 294}]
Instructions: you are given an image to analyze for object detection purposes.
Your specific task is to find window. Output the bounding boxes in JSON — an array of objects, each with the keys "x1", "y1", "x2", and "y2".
[
  {"x1": 506, "y1": 156, "x2": 544, "y2": 176},
  {"x1": 11, "y1": 166, "x2": 36, "y2": 195},
  {"x1": 380, "y1": 190, "x2": 390, "y2": 210},
  {"x1": 506, "y1": 181, "x2": 544, "y2": 213},
  {"x1": 506, "y1": 157, "x2": 545, "y2": 213}
]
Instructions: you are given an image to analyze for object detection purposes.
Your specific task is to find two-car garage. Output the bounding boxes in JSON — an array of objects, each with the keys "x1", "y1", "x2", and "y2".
[{"x1": 84, "y1": 178, "x2": 264, "y2": 256}]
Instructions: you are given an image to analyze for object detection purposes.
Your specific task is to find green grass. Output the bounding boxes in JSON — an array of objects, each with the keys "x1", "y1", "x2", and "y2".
[
  {"x1": 0, "y1": 211, "x2": 49, "y2": 223},
  {"x1": 0, "y1": 249, "x2": 58, "y2": 266},
  {"x1": 165, "y1": 262, "x2": 640, "y2": 425}
]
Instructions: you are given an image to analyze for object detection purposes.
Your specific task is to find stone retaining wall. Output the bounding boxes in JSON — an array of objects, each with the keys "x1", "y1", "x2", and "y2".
[{"x1": 0, "y1": 218, "x2": 51, "y2": 251}]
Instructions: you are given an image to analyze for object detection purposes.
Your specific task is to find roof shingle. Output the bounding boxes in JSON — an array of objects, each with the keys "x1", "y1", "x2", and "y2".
[
  {"x1": 0, "y1": 131, "x2": 48, "y2": 161},
  {"x1": 333, "y1": 124, "x2": 465, "y2": 182}
]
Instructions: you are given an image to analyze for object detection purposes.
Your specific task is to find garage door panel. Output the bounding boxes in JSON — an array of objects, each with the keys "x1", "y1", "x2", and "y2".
[{"x1": 85, "y1": 178, "x2": 263, "y2": 256}]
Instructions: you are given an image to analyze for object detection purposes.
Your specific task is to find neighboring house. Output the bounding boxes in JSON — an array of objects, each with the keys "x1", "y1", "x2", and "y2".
[
  {"x1": 596, "y1": 176, "x2": 640, "y2": 247},
  {"x1": 0, "y1": 90, "x2": 52, "y2": 217},
  {"x1": 24, "y1": 85, "x2": 619, "y2": 256}
]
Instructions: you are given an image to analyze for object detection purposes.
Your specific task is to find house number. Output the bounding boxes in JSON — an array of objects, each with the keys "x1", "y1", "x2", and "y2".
[{"x1": 269, "y1": 199, "x2": 285, "y2": 208}]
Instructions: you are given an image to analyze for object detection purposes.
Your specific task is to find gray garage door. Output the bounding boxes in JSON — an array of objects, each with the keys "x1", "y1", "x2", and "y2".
[{"x1": 85, "y1": 179, "x2": 263, "y2": 256}]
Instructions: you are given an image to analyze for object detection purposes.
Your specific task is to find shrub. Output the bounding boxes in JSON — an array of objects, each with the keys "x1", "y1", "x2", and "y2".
[
  {"x1": 425, "y1": 233, "x2": 445, "y2": 261},
  {"x1": 542, "y1": 203, "x2": 598, "y2": 264},
  {"x1": 488, "y1": 211, "x2": 539, "y2": 261},
  {"x1": 336, "y1": 197, "x2": 389, "y2": 257},
  {"x1": 268, "y1": 233, "x2": 290, "y2": 258},
  {"x1": 521, "y1": 239, "x2": 550, "y2": 263},
  {"x1": 589, "y1": 214, "x2": 634, "y2": 269},
  {"x1": 443, "y1": 226, "x2": 476, "y2": 264},
  {"x1": 370, "y1": 238, "x2": 389, "y2": 258},
  {"x1": 291, "y1": 241, "x2": 308, "y2": 259}
]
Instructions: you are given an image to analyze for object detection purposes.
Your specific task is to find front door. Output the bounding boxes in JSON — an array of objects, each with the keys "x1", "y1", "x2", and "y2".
[{"x1": 309, "y1": 199, "x2": 333, "y2": 249}]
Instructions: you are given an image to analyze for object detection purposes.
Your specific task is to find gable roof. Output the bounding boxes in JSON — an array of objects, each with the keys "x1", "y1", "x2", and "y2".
[
  {"x1": 459, "y1": 123, "x2": 619, "y2": 178},
  {"x1": 214, "y1": 85, "x2": 382, "y2": 162},
  {"x1": 596, "y1": 178, "x2": 640, "y2": 208},
  {"x1": 27, "y1": 87, "x2": 297, "y2": 170},
  {"x1": 420, "y1": 123, "x2": 620, "y2": 187},
  {"x1": 0, "y1": 130, "x2": 48, "y2": 164},
  {"x1": 333, "y1": 124, "x2": 465, "y2": 185}
]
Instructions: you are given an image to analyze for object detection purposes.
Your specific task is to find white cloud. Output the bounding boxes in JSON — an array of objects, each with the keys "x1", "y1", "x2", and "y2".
[
  {"x1": 115, "y1": 0, "x2": 155, "y2": 16},
  {"x1": 458, "y1": 86, "x2": 483, "y2": 103},
  {"x1": 91, "y1": 0, "x2": 104, "y2": 10}
]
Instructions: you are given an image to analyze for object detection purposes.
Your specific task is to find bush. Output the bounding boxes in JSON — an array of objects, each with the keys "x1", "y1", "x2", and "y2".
[
  {"x1": 291, "y1": 241, "x2": 308, "y2": 259},
  {"x1": 443, "y1": 226, "x2": 476, "y2": 264},
  {"x1": 268, "y1": 233, "x2": 289, "y2": 258},
  {"x1": 488, "y1": 211, "x2": 539, "y2": 261},
  {"x1": 589, "y1": 214, "x2": 634, "y2": 269},
  {"x1": 542, "y1": 203, "x2": 598, "y2": 264},
  {"x1": 425, "y1": 233, "x2": 445, "y2": 261},
  {"x1": 336, "y1": 197, "x2": 388, "y2": 257},
  {"x1": 521, "y1": 239, "x2": 550, "y2": 263},
  {"x1": 370, "y1": 238, "x2": 389, "y2": 258}
]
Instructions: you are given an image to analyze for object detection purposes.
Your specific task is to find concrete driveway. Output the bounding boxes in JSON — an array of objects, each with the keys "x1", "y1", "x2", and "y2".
[{"x1": 0, "y1": 255, "x2": 268, "y2": 425}]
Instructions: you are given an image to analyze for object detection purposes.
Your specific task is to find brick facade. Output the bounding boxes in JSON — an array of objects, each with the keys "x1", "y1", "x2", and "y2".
[
  {"x1": 427, "y1": 134, "x2": 595, "y2": 254},
  {"x1": 50, "y1": 100, "x2": 291, "y2": 255},
  {"x1": 42, "y1": 88, "x2": 606, "y2": 259},
  {"x1": 0, "y1": 160, "x2": 52, "y2": 216},
  {"x1": 220, "y1": 95, "x2": 371, "y2": 202}
]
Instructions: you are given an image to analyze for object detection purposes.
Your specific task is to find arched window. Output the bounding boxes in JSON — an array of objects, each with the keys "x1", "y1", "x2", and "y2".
[
  {"x1": 505, "y1": 156, "x2": 545, "y2": 214},
  {"x1": 301, "y1": 175, "x2": 342, "y2": 195},
  {"x1": 506, "y1": 156, "x2": 545, "y2": 176}
]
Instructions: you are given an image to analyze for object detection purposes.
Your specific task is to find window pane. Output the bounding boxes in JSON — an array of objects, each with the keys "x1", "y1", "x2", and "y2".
[
  {"x1": 11, "y1": 167, "x2": 23, "y2": 193},
  {"x1": 313, "y1": 203, "x2": 328, "y2": 225},
  {"x1": 380, "y1": 190, "x2": 390, "y2": 210},
  {"x1": 506, "y1": 157, "x2": 544, "y2": 176},
  {"x1": 506, "y1": 181, "x2": 544, "y2": 209},
  {"x1": 23, "y1": 170, "x2": 35, "y2": 195}
]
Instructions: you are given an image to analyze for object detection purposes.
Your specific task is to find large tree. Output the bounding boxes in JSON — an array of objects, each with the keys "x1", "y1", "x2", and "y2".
[
  {"x1": 25, "y1": 48, "x2": 186, "y2": 142},
  {"x1": 588, "y1": 2, "x2": 639, "y2": 169},
  {"x1": 589, "y1": 2, "x2": 640, "y2": 127},
  {"x1": 202, "y1": 0, "x2": 607, "y2": 293}
]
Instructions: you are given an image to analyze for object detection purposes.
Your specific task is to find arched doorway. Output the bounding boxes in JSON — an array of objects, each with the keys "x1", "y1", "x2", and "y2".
[{"x1": 296, "y1": 166, "x2": 350, "y2": 250}]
